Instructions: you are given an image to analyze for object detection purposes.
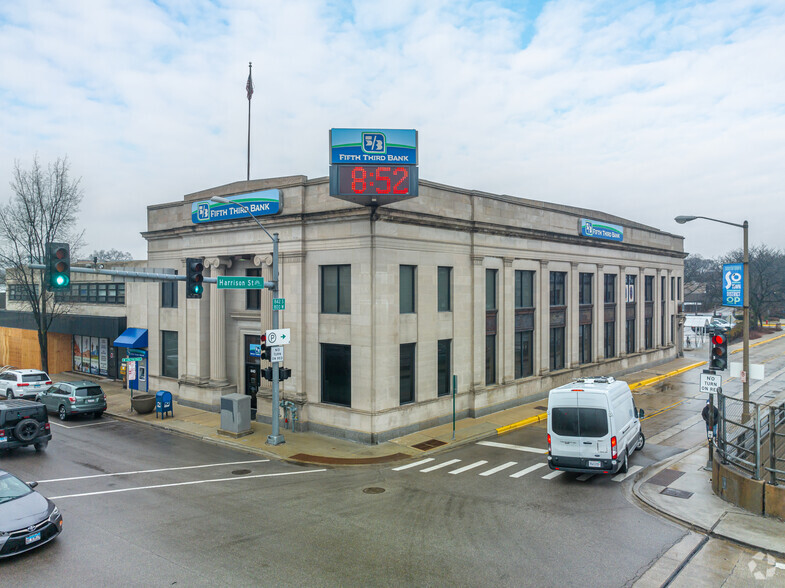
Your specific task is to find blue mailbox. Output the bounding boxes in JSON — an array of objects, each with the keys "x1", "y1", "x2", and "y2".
[{"x1": 155, "y1": 390, "x2": 173, "y2": 419}]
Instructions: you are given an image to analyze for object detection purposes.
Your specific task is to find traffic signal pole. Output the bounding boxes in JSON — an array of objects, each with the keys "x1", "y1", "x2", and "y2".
[{"x1": 268, "y1": 232, "x2": 284, "y2": 445}]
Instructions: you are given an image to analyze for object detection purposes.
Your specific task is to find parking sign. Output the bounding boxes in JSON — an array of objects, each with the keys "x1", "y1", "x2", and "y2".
[{"x1": 722, "y1": 263, "x2": 743, "y2": 307}]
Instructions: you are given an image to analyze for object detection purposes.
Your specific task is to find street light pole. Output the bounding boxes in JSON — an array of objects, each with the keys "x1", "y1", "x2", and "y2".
[
  {"x1": 211, "y1": 196, "x2": 284, "y2": 445},
  {"x1": 675, "y1": 215, "x2": 750, "y2": 419}
]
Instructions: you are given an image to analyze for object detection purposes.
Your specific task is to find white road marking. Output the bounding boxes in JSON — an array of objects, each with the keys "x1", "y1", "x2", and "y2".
[
  {"x1": 47, "y1": 469, "x2": 327, "y2": 500},
  {"x1": 576, "y1": 474, "x2": 594, "y2": 482},
  {"x1": 479, "y1": 461, "x2": 519, "y2": 476},
  {"x1": 510, "y1": 462, "x2": 547, "y2": 478},
  {"x1": 448, "y1": 460, "x2": 488, "y2": 474},
  {"x1": 36, "y1": 459, "x2": 270, "y2": 484},
  {"x1": 392, "y1": 458, "x2": 435, "y2": 471},
  {"x1": 420, "y1": 459, "x2": 461, "y2": 472},
  {"x1": 611, "y1": 465, "x2": 642, "y2": 482},
  {"x1": 542, "y1": 470, "x2": 564, "y2": 480},
  {"x1": 477, "y1": 441, "x2": 547, "y2": 454},
  {"x1": 50, "y1": 420, "x2": 114, "y2": 429}
]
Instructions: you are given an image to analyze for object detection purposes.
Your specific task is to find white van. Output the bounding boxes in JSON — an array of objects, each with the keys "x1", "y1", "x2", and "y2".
[{"x1": 546, "y1": 377, "x2": 645, "y2": 475}]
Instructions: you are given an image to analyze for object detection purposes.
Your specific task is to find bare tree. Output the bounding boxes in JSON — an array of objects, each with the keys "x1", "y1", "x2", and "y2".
[
  {"x1": 0, "y1": 156, "x2": 85, "y2": 372},
  {"x1": 89, "y1": 248, "x2": 134, "y2": 262}
]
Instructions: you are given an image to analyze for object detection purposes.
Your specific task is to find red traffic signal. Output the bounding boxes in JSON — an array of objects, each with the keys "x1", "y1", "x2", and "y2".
[{"x1": 710, "y1": 333, "x2": 728, "y2": 370}]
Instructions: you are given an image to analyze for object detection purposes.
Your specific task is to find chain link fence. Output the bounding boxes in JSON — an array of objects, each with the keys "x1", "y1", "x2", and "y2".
[{"x1": 715, "y1": 390, "x2": 785, "y2": 485}]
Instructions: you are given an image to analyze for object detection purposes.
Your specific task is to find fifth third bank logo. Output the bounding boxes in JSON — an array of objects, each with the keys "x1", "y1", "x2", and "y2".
[{"x1": 362, "y1": 132, "x2": 386, "y2": 154}]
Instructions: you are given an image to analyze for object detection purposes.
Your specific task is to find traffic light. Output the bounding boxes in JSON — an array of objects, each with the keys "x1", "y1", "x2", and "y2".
[
  {"x1": 260, "y1": 333, "x2": 269, "y2": 361},
  {"x1": 710, "y1": 333, "x2": 728, "y2": 371},
  {"x1": 46, "y1": 242, "x2": 70, "y2": 291},
  {"x1": 185, "y1": 258, "x2": 204, "y2": 299}
]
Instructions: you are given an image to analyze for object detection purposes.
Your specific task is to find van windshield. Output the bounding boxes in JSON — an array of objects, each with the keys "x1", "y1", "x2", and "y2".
[{"x1": 552, "y1": 407, "x2": 608, "y2": 438}]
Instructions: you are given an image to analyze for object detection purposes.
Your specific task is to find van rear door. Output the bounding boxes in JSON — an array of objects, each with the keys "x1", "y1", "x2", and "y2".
[
  {"x1": 576, "y1": 392, "x2": 610, "y2": 461},
  {"x1": 550, "y1": 390, "x2": 581, "y2": 459}
]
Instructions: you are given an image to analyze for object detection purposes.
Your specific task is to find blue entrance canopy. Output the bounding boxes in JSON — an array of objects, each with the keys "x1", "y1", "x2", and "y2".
[{"x1": 114, "y1": 328, "x2": 148, "y2": 348}]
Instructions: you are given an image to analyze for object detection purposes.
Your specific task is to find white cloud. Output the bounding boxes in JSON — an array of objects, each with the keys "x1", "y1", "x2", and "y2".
[{"x1": 1, "y1": 0, "x2": 784, "y2": 259}]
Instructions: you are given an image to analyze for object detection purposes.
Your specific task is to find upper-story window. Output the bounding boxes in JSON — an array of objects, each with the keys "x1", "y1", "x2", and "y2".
[
  {"x1": 438, "y1": 266, "x2": 452, "y2": 312},
  {"x1": 400, "y1": 265, "x2": 416, "y2": 314},
  {"x1": 321, "y1": 265, "x2": 351, "y2": 314},
  {"x1": 579, "y1": 273, "x2": 593, "y2": 305},
  {"x1": 550, "y1": 272, "x2": 566, "y2": 306},
  {"x1": 515, "y1": 270, "x2": 534, "y2": 308}
]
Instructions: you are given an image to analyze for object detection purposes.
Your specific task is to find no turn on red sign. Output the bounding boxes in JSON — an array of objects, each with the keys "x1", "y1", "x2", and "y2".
[{"x1": 700, "y1": 372, "x2": 722, "y2": 394}]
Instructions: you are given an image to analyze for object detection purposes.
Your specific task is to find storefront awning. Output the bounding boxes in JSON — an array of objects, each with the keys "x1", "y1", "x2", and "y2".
[{"x1": 113, "y1": 328, "x2": 148, "y2": 348}]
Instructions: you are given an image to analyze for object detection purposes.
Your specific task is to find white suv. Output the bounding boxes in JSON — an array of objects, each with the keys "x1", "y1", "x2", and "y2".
[{"x1": 0, "y1": 368, "x2": 53, "y2": 401}]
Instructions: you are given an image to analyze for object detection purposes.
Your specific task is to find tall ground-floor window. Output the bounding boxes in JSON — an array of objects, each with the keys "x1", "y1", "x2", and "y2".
[
  {"x1": 515, "y1": 330, "x2": 534, "y2": 378},
  {"x1": 579, "y1": 324, "x2": 592, "y2": 364},
  {"x1": 321, "y1": 344, "x2": 351, "y2": 406},
  {"x1": 485, "y1": 334, "x2": 496, "y2": 385},
  {"x1": 604, "y1": 321, "x2": 616, "y2": 358},
  {"x1": 161, "y1": 331, "x2": 178, "y2": 379},
  {"x1": 400, "y1": 343, "x2": 415, "y2": 404},
  {"x1": 437, "y1": 339, "x2": 451, "y2": 397},
  {"x1": 626, "y1": 319, "x2": 636, "y2": 354},
  {"x1": 550, "y1": 327, "x2": 565, "y2": 371},
  {"x1": 645, "y1": 317, "x2": 653, "y2": 349}
]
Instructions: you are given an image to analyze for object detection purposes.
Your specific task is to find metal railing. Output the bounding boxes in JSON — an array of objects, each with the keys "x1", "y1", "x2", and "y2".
[{"x1": 716, "y1": 390, "x2": 785, "y2": 485}]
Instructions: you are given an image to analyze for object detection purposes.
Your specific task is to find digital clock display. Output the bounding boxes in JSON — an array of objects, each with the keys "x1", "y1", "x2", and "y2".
[{"x1": 337, "y1": 165, "x2": 412, "y2": 197}]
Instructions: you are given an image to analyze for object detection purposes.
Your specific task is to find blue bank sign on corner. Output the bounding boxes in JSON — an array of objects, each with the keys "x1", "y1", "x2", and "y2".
[
  {"x1": 580, "y1": 218, "x2": 624, "y2": 242},
  {"x1": 330, "y1": 128, "x2": 418, "y2": 165},
  {"x1": 191, "y1": 189, "x2": 282, "y2": 224}
]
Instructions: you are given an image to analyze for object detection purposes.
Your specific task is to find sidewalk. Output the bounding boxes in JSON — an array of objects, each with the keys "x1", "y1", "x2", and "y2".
[{"x1": 51, "y1": 330, "x2": 785, "y2": 567}]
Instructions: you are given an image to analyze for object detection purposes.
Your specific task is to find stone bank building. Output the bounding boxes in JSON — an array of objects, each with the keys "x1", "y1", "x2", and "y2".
[{"x1": 2, "y1": 175, "x2": 686, "y2": 443}]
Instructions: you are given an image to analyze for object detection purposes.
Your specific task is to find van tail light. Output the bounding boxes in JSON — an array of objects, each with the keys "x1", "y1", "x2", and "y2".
[
  {"x1": 547, "y1": 433, "x2": 551, "y2": 454},
  {"x1": 69, "y1": 397, "x2": 76, "y2": 403},
  {"x1": 611, "y1": 436, "x2": 618, "y2": 459},
  {"x1": 0, "y1": 429, "x2": 4, "y2": 437},
  {"x1": 45, "y1": 381, "x2": 52, "y2": 385},
  {"x1": 44, "y1": 423, "x2": 50, "y2": 431},
  {"x1": 17, "y1": 383, "x2": 29, "y2": 387}
]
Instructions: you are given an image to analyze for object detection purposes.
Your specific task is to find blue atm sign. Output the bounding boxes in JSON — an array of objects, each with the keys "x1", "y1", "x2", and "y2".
[
  {"x1": 191, "y1": 189, "x2": 281, "y2": 224},
  {"x1": 722, "y1": 263, "x2": 743, "y2": 307}
]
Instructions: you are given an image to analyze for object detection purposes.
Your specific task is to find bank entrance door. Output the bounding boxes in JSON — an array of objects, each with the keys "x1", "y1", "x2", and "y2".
[{"x1": 244, "y1": 334, "x2": 262, "y2": 420}]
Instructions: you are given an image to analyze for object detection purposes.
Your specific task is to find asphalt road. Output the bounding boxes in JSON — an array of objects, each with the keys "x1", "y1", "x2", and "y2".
[{"x1": 1, "y1": 334, "x2": 783, "y2": 587}]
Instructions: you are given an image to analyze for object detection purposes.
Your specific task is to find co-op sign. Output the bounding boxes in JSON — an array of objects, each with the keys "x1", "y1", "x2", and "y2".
[
  {"x1": 580, "y1": 218, "x2": 624, "y2": 242},
  {"x1": 191, "y1": 189, "x2": 282, "y2": 224}
]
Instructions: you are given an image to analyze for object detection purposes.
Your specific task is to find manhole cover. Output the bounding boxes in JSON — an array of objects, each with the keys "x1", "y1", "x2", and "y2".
[
  {"x1": 232, "y1": 469, "x2": 252, "y2": 475},
  {"x1": 362, "y1": 487, "x2": 386, "y2": 494},
  {"x1": 412, "y1": 439, "x2": 447, "y2": 451},
  {"x1": 660, "y1": 487, "x2": 693, "y2": 499}
]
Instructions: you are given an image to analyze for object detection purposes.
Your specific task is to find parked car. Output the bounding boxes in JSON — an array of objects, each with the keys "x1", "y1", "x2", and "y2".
[
  {"x1": 709, "y1": 318, "x2": 731, "y2": 331},
  {"x1": 38, "y1": 381, "x2": 107, "y2": 421},
  {"x1": 0, "y1": 469, "x2": 63, "y2": 558},
  {"x1": 0, "y1": 369, "x2": 53, "y2": 401},
  {"x1": 0, "y1": 399, "x2": 52, "y2": 452},
  {"x1": 547, "y1": 376, "x2": 645, "y2": 475}
]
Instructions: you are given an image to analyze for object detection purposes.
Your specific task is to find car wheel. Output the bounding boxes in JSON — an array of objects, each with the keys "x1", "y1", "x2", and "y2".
[
  {"x1": 93, "y1": 411, "x2": 103, "y2": 419},
  {"x1": 34, "y1": 440, "x2": 48, "y2": 452},
  {"x1": 58, "y1": 405, "x2": 68, "y2": 421},
  {"x1": 619, "y1": 452, "x2": 628, "y2": 474},
  {"x1": 14, "y1": 419, "x2": 41, "y2": 442},
  {"x1": 6, "y1": 389, "x2": 14, "y2": 399},
  {"x1": 636, "y1": 432, "x2": 646, "y2": 451}
]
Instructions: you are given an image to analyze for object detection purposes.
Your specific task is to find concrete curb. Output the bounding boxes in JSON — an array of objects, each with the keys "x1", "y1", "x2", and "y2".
[{"x1": 629, "y1": 361, "x2": 707, "y2": 390}]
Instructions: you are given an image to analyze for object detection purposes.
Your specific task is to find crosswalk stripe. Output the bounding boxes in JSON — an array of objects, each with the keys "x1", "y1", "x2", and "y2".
[
  {"x1": 449, "y1": 460, "x2": 488, "y2": 474},
  {"x1": 477, "y1": 441, "x2": 547, "y2": 454},
  {"x1": 612, "y1": 465, "x2": 642, "y2": 482},
  {"x1": 510, "y1": 462, "x2": 547, "y2": 478},
  {"x1": 479, "y1": 461, "x2": 518, "y2": 476},
  {"x1": 576, "y1": 473, "x2": 594, "y2": 482},
  {"x1": 542, "y1": 470, "x2": 564, "y2": 480},
  {"x1": 392, "y1": 458, "x2": 435, "y2": 471},
  {"x1": 420, "y1": 459, "x2": 461, "y2": 472}
]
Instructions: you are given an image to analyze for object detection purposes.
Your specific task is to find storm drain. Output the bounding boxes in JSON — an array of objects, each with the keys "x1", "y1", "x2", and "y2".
[
  {"x1": 412, "y1": 439, "x2": 447, "y2": 451},
  {"x1": 660, "y1": 487, "x2": 694, "y2": 499},
  {"x1": 363, "y1": 487, "x2": 386, "y2": 494},
  {"x1": 535, "y1": 406, "x2": 548, "y2": 411},
  {"x1": 232, "y1": 469, "x2": 252, "y2": 475},
  {"x1": 645, "y1": 468, "x2": 685, "y2": 487}
]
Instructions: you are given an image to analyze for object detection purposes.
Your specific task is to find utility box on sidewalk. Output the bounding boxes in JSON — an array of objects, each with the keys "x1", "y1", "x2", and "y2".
[
  {"x1": 155, "y1": 390, "x2": 173, "y2": 419},
  {"x1": 218, "y1": 393, "x2": 252, "y2": 438}
]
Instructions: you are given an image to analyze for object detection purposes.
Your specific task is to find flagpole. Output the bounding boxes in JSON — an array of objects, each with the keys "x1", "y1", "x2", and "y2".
[{"x1": 246, "y1": 61, "x2": 253, "y2": 181}]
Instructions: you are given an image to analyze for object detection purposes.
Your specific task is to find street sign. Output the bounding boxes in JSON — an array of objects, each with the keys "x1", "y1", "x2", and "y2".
[
  {"x1": 121, "y1": 356, "x2": 143, "y2": 362},
  {"x1": 272, "y1": 298, "x2": 285, "y2": 310},
  {"x1": 270, "y1": 346, "x2": 284, "y2": 363},
  {"x1": 722, "y1": 263, "x2": 743, "y2": 307},
  {"x1": 265, "y1": 328, "x2": 290, "y2": 345},
  {"x1": 700, "y1": 372, "x2": 722, "y2": 394},
  {"x1": 217, "y1": 276, "x2": 265, "y2": 289}
]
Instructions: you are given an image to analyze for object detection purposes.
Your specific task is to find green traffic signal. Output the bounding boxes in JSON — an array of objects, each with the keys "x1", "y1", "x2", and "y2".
[{"x1": 46, "y1": 242, "x2": 70, "y2": 291}]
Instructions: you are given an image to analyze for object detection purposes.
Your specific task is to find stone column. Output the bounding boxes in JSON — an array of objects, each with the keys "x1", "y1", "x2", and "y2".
[
  {"x1": 204, "y1": 256, "x2": 233, "y2": 386},
  {"x1": 618, "y1": 267, "x2": 626, "y2": 357},
  {"x1": 539, "y1": 260, "x2": 550, "y2": 375},
  {"x1": 471, "y1": 255, "x2": 485, "y2": 391},
  {"x1": 569, "y1": 262, "x2": 580, "y2": 367},
  {"x1": 502, "y1": 257, "x2": 514, "y2": 383},
  {"x1": 595, "y1": 265, "x2": 605, "y2": 361}
]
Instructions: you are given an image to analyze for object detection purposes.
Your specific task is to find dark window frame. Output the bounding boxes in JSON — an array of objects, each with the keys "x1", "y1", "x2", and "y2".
[
  {"x1": 399, "y1": 343, "x2": 416, "y2": 404},
  {"x1": 437, "y1": 339, "x2": 452, "y2": 397},
  {"x1": 550, "y1": 272, "x2": 566, "y2": 307},
  {"x1": 438, "y1": 266, "x2": 452, "y2": 312},
  {"x1": 400, "y1": 265, "x2": 416, "y2": 314},
  {"x1": 321, "y1": 265, "x2": 351, "y2": 314},
  {"x1": 321, "y1": 343, "x2": 351, "y2": 407},
  {"x1": 161, "y1": 330, "x2": 178, "y2": 379},
  {"x1": 246, "y1": 268, "x2": 261, "y2": 310}
]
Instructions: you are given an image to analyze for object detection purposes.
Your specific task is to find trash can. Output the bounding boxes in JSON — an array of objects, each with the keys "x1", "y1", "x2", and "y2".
[
  {"x1": 155, "y1": 390, "x2": 173, "y2": 419},
  {"x1": 219, "y1": 393, "x2": 252, "y2": 437}
]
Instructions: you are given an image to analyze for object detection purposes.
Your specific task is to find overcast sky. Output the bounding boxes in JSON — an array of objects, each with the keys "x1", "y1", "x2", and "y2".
[{"x1": 2, "y1": 0, "x2": 783, "y2": 260}]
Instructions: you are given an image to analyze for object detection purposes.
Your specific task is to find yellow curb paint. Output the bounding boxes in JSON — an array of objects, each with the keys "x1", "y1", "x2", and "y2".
[
  {"x1": 730, "y1": 331, "x2": 785, "y2": 354},
  {"x1": 496, "y1": 412, "x2": 547, "y2": 435},
  {"x1": 629, "y1": 361, "x2": 706, "y2": 390}
]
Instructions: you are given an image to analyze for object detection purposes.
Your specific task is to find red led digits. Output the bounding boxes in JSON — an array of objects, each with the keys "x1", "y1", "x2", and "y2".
[
  {"x1": 351, "y1": 166, "x2": 367, "y2": 194},
  {"x1": 393, "y1": 167, "x2": 409, "y2": 194},
  {"x1": 376, "y1": 167, "x2": 391, "y2": 194}
]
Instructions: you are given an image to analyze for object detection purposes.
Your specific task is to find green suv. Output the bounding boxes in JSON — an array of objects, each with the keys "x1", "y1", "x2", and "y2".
[{"x1": 38, "y1": 381, "x2": 107, "y2": 421}]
